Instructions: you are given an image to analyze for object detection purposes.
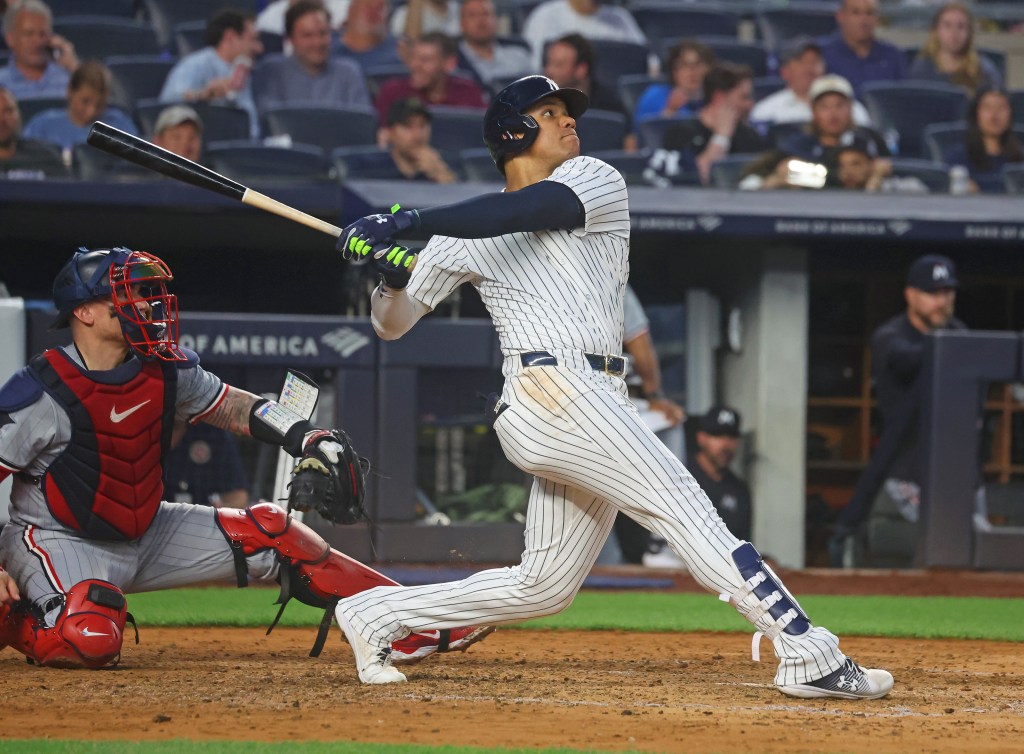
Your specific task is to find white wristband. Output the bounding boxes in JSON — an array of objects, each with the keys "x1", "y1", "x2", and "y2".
[{"x1": 710, "y1": 133, "x2": 731, "y2": 150}]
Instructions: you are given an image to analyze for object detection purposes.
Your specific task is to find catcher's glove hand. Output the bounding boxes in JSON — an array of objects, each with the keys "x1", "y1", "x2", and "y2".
[
  {"x1": 338, "y1": 204, "x2": 419, "y2": 261},
  {"x1": 287, "y1": 429, "x2": 368, "y2": 525}
]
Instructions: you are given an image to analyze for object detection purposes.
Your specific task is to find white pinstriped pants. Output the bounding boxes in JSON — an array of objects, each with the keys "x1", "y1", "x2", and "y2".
[{"x1": 343, "y1": 362, "x2": 847, "y2": 685}]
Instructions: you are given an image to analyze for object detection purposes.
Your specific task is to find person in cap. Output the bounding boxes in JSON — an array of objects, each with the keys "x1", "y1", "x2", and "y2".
[
  {"x1": 781, "y1": 73, "x2": 888, "y2": 175},
  {"x1": 152, "y1": 104, "x2": 204, "y2": 163},
  {"x1": 380, "y1": 97, "x2": 457, "y2": 182},
  {"x1": 690, "y1": 406, "x2": 752, "y2": 542},
  {"x1": 751, "y1": 37, "x2": 872, "y2": 128},
  {"x1": 833, "y1": 135, "x2": 928, "y2": 194},
  {"x1": 818, "y1": 0, "x2": 906, "y2": 97},
  {"x1": 830, "y1": 254, "x2": 966, "y2": 567}
]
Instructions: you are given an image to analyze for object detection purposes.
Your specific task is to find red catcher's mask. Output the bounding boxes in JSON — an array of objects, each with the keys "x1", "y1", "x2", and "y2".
[{"x1": 109, "y1": 251, "x2": 186, "y2": 362}]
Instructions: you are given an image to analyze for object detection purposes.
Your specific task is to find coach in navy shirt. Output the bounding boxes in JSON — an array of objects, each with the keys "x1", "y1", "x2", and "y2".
[{"x1": 819, "y1": 0, "x2": 905, "y2": 96}]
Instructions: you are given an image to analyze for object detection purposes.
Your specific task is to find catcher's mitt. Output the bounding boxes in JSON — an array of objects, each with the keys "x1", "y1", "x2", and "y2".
[{"x1": 287, "y1": 429, "x2": 368, "y2": 524}]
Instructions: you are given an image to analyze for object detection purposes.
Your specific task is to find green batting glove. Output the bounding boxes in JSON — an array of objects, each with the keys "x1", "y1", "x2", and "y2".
[{"x1": 372, "y1": 243, "x2": 416, "y2": 290}]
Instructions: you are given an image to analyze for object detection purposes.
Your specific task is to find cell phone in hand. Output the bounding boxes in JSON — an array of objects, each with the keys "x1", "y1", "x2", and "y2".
[
  {"x1": 784, "y1": 159, "x2": 827, "y2": 189},
  {"x1": 46, "y1": 44, "x2": 61, "y2": 61}
]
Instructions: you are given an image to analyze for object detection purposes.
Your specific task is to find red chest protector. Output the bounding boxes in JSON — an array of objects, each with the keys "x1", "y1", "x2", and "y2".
[{"x1": 30, "y1": 349, "x2": 177, "y2": 540}]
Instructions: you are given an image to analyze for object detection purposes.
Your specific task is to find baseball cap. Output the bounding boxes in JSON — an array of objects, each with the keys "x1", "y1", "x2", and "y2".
[
  {"x1": 836, "y1": 132, "x2": 879, "y2": 159},
  {"x1": 387, "y1": 97, "x2": 432, "y2": 127},
  {"x1": 809, "y1": 74, "x2": 854, "y2": 103},
  {"x1": 699, "y1": 405, "x2": 741, "y2": 437},
  {"x1": 779, "y1": 36, "x2": 821, "y2": 66},
  {"x1": 154, "y1": 105, "x2": 204, "y2": 136},
  {"x1": 907, "y1": 254, "x2": 959, "y2": 292}
]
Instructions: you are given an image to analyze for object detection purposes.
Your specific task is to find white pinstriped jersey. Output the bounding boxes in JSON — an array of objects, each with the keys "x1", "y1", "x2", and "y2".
[
  {"x1": 0, "y1": 346, "x2": 224, "y2": 531},
  {"x1": 406, "y1": 156, "x2": 631, "y2": 358}
]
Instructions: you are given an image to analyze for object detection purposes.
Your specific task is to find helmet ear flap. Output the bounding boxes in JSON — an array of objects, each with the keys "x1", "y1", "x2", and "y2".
[{"x1": 495, "y1": 112, "x2": 538, "y2": 155}]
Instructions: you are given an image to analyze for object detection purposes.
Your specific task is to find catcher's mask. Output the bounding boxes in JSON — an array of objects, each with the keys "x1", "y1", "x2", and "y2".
[{"x1": 52, "y1": 247, "x2": 186, "y2": 362}]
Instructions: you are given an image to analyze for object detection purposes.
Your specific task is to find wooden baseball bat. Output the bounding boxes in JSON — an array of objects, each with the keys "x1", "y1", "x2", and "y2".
[{"x1": 85, "y1": 121, "x2": 342, "y2": 238}]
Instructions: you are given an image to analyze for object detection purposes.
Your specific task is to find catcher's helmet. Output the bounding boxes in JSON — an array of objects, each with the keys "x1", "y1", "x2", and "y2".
[
  {"x1": 482, "y1": 75, "x2": 589, "y2": 174},
  {"x1": 51, "y1": 247, "x2": 186, "y2": 361}
]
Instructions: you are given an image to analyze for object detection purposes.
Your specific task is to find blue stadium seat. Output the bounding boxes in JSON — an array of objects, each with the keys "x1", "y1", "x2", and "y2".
[
  {"x1": 492, "y1": 0, "x2": 544, "y2": 35},
  {"x1": 903, "y1": 47, "x2": 1007, "y2": 82},
  {"x1": 1003, "y1": 164, "x2": 1024, "y2": 194},
  {"x1": 143, "y1": 0, "x2": 262, "y2": 50},
  {"x1": 636, "y1": 116, "x2": 685, "y2": 150},
  {"x1": 767, "y1": 121, "x2": 808, "y2": 149},
  {"x1": 362, "y1": 64, "x2": 411, "y2": 99},
  {"x1": 263, "y1": 105, "x2": 378, "y2": 152},
  {"x1": 16, "y1": 97, "x2": 67, "y2": 124},
  {"x1": 458, "y1": 147, "x2": 503, "y2": 182},
  {"x1": 136, "y1": 98, "x2": 252, "y2": 142},
  {"x1": 861, "y1": 81, "x2": 968, "y2": 157},
  {"x1": 618, "y1": 74, "x2": 662, "y2": 121},
  {"x1": 47, "y1": 0, "x2": 136, "y2": 18},
  {"x1": 428, "y1": 106, "x2": 487, "y2": 153},
  {"x1": 331, "y1": 146, "x2": 403, "y2": 181},
  {"x1": 888, "y1": 158, "x2": 952, "y2": 193},
  {"x1": 755, "y1": 5, "x2": 837, "y2": 49},
  {"x1": 587, "y1": 149, "x2": 657, "y2": 186},
  {"x1": 53, "y1": 16, "x2": 162, "y2": 59},
  {"x1": 632, "y1": 4, "x2": 740, "y2": 46},
  {"x1": 259, "y1": 31, "x2": 284, "y2": 56},
  {"x1": 709, "y1": 153, "x2": 760, "y2": 189},
  {"x1": 587, "y1": 40, "x2": 650, "y2": 94},
  {"x1": 72, "y1": 142, "x2": 151, "y2": 181},
  {"x1": 173, "y1": 20, "x2": 207, "y2": 57},
  {"x1": 576, "y1": 109, "x2": 628, "y2": 153},
  {"x1": 105, "y1": 55, "x2": 175, "y2": 112},
  {"x1": 753, "y1": 76, "x2": 785, "y2": 102},
  {"x1": 1007, "y1": 90, "x2": 1024, "y2": 119},
  {"x1": 661, "y1": 36, "x2": 769, "y2": 77},
  {"x1": 922, "y1": 122, "x2": 966, "y2": 163},
  {"x1": 206, "y1": 141, "x2": 333, "y2": 183}
]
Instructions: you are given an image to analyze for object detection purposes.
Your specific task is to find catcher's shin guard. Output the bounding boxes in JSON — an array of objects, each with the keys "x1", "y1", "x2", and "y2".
[{"x1": 0, "y1": 580, "x2": 134, "y2": 668}]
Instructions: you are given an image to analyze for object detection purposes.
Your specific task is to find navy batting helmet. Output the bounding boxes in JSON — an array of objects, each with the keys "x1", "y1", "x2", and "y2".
[
  {"x1": 482, "y1": 75, "x2": 589, "y2": 174},
  {"x1": 52, "y1": 247, "x2": 132, "y2": 329}
]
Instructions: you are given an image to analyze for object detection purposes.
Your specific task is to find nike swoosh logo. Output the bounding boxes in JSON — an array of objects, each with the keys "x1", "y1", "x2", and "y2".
[
  {"x1": 81, "y1": 628, "x2": 109, "y2": 637},
  {"x1": 109, "y1": 400, "x2": 151, "y2": 423}
]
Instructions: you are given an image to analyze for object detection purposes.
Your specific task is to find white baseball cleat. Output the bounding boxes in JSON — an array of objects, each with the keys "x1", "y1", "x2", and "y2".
[
  {"x1": 335, "y1": 604, "x2": 407, "y2": 684},
  {"x1": 778, "y1": 658, "x2": 893, "y2": 700}
]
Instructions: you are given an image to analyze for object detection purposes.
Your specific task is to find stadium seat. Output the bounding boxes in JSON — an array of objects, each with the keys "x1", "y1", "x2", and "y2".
[
  {"x1": 753, "y1": 76, "x2": 786, "y2": 102},
  {"x1": 136, "y1": 98, "x2": 253, "y2": 142},
  {"x1": 587, "y1": 40, "x2": 651, "y2": 94},
  {"x1": 47, "y1": 0, "x2": 136, "y2": 18},
  {"x1": 331, "y1": 146, "x2": 400, "y2": 181},
  {"x1": 458, "y1": 147, "x2": 503, "y2": 182},
  {"x1": 106, "y1": 55, "x2": 176, "y2": 112},
  {"x1": 860, "y1": 81, "x2": 968, "y2": 157},
  {"x1": 631, "y1": 4, "x2": 740, "y2": 46},
  {"x1": 205, "y1": 141, "x2": 334, "y2": 183},
  {"x1": 143, "y1": 0, "x2": 261, "y2": 50},
  {"x1": 586, "y1": 149, "x2": 657, "y2": 186},
  {"x1": 72, "y1": 142, "x2": 151, "y2": 181},
  {"x1": 903, "y1": 47, "x2": 1007, "y2": 82},
  {"x1": 428, "y1": 106, "x2": 488, "y2": 153},
  {"x1": 618, "y1": 74, "x2": 662, "y2": 121},
  {"x1": 922, "y1": 122, "x2": 966, "y2": 163},
  {"x1": 576, "y1": 109, "x2": 628, "y2": 153},
  {"x1": 1008, "y1": 90, "x2": 1024, "y2": 119},
  {"x1": 1003, "y1": 165, "x2": 1024, "y2": 194},
  {"x1": 755, "y1": 6, "x2": 837, "y2": 49},
  {"x1": 52, "y1": 16, "x2": 162, "y2": 60},
  {"x1": 173, "y1": 20, "x2": 207, "y2": 57},
  {"x1": 767, "y1": 121, "x2": 809, "y2": 149},
  {"x1": 362, "y1": 64, "x2": 411, "y2": 99},
  {"x1": 709, "y1": 153, "x2": 760, "y2": 189},
  {"x1": 16, "y1": 97, "x2": 67, "y2": 124},
  {"x1": 888, "y1": 158, "x2": 951, "y2": 193},
  {"x1": 879, "y1": 5, "x2": 934, "y2": 30},
  {"x1": 262, "y1": 105, "x2": 378, "y2": 152},
  {"x1": 492, "y1": 0, "x2": 543, "y2": 35},
  {"x1": 0, "y1": 50, "x2": 8, "y2": 67},
  {"x1": 667, "y1": 36, "x2": 770, "y2": 77},
  {"x1": 259, "y1": 31, "x2": 284, "y2": 56},
  {"x1": 636, "y1": 116, "x2": 686, "y2": 150}
]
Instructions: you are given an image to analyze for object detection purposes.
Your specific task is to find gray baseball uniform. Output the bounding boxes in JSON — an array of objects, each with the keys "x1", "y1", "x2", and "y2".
[{"x1": 340, "y1": 156, "x2": 848, "y2": 687}]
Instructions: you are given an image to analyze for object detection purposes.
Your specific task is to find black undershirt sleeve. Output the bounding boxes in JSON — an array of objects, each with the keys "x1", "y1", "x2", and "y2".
[{"x1": 413, "y1": 180, "x2": 586, "y2": 239}]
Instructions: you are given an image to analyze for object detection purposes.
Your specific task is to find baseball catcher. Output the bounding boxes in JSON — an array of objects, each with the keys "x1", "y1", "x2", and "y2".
[{"x1": 0, "y1": 247, "x2": 491, "y2": 669}]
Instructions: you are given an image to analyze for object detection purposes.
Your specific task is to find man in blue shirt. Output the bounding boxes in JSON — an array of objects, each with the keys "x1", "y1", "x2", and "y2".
[
  {"x1": 819, "y1": 0, "x2": 905, "y2": 96},
  {"x1": 0, "y1": 0, "x2": 79, "y2": 100},
  {"x1": 160, "y1": 8, "x2": 263, "y2": 137},
  {"x1": 254, "y1": 0, "x2": 371, "y2": 112}
]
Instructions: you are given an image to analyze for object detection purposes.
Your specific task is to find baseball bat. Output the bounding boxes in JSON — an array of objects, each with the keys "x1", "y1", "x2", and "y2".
[{"x1": 85, "y1": 121, "x2": 342, "y2": 238}]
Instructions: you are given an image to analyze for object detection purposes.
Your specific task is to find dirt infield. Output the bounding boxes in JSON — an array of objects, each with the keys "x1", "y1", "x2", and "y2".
[{"x1": 2, "y1": 624, "x2": 1021, "y2": 754}]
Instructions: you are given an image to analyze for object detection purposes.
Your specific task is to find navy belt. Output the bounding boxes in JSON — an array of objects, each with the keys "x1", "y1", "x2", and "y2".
[{"x1": 519, "y1": 350, "x2": 626, "y2": 377}]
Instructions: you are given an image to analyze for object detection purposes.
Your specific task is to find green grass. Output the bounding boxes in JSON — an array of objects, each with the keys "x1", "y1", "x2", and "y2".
[
  {"x1": 123, "y1": 586, "x2": 1024, "y2": 641},
  {"x1": 2, "y1": 743, "x2": 643, "y2": 754}
]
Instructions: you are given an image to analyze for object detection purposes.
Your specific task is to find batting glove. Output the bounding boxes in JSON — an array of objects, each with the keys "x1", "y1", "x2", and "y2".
[
  {"x1": 338, "y1": 204, "x2": 419, "y2": 261},
  {"x1": 371, "y1": 243, "x2": 416, "y2": 290}
]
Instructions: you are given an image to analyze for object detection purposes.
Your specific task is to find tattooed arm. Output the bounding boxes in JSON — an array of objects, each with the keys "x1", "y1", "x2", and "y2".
[{"x1": 198, "y1": 386, "x2": 263, "y2": 436}]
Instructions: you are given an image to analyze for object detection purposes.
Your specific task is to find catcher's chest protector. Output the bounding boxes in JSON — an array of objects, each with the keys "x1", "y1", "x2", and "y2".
[{"x1": 30, "y1": 349, "x2": 176, "y2": 540}]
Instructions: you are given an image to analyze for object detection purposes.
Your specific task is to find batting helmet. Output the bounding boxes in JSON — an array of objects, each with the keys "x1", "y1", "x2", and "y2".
[
  {"x1": 482, "y1": 75, "x2": 589, "y2": 174},
  {"x1": 51, "y1": 247, "x2": 186, "y2": 361}
]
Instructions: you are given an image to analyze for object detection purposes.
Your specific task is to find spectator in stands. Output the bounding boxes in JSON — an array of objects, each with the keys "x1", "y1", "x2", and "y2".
[
  {"x1": 165, "y1": 422, "x2": 249, "y2": 509},
  {"x1": 662, "y1": 63, "x2": 768, "y2": 186},
  {"x1": 0, "y1": 0, "x2": 79, "y2": 99},
  {"x1": 751, "y1": 37, "x2": 873, "y2": 128},
  {"x1": 334, "y1": 0, "x2": 403, "y2": 70},
  {"x1": 378, "y1": 96, "x2": 457, "y2": 182},
  {"x1": 522, "y1": 0, "x2": 646, "y2": 70},
  {"x1": 390, "y1": 0, "x2": 460, "y2": 42},
  {"x1": 457, "y1": 0, "x2": 531, "y2": 88},
  {"x1": 833, "y1": 136, "x2": 929, "y2": 194},
  {"x1": 543, "y1": 33, "x2": 629, "y2": 122},
  {"x1": 374, "y1": 32, "x2": 487, "y2": 126},
  {"x1": 943, "y1": 87, "x2": 1023, "y2": 193},
  {"x1": 0, "y1": 84, "x2": 66, "y2": 178},
  {"x1": 782, "y1": 74, "x2": 889, "y2": 175},
  {"x1": 151, "y1": 104, "x2": 203, "y2": 164},
  {"x1": 23, "y1": 60, "x2": 136, "y2": 152},
  {"x1": 634, "y1": 39, "x2": 713, "y2": 125},
  {"x1": 256, "y1": 0, "x2": 351, "y2": 36},
  {"x1": 909, "y1": 2, "x2": 1002, "y2": 95},
  {"x1": 690, "y1": 407, "x2": 752, "y2": 543},
  {"x1": 159, "y1": 9, "x2": 263, "y2": 138},
  {"x1": 254, "y1": 1, "x2": 370, "y2": 112},
  {"x1": 737, "y1": 151, "x2": 826, "y2": 191},
  {"x1": 819, "y1": 0, "x2": 905, "y2": 96}
]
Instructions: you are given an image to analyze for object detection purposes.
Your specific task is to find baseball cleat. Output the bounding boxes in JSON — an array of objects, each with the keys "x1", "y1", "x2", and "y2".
[
  {"x1": 777, "y1": 658, "x2": 894, "y2": 700},
  {"x1": 335, "y1": 604, "x2": 407, "y2": 684},
  {"x1": 391, "y1": 625, "x2": 497, "y2": 666}
]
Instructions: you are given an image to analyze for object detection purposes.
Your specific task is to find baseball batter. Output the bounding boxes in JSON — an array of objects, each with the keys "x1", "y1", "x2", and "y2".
[
  {"x1": 0, "y1": 247, "x2": 489, "y2": 668},
  {"x1": 332, "y1": 75, "x2": 893, "y2": 699}
]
